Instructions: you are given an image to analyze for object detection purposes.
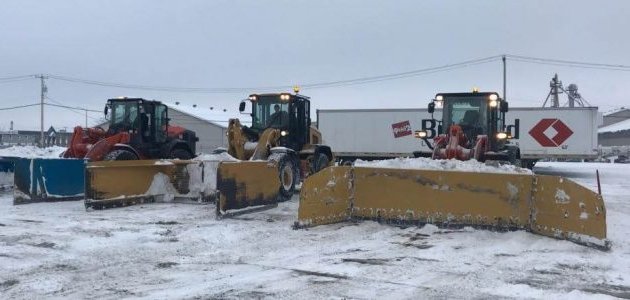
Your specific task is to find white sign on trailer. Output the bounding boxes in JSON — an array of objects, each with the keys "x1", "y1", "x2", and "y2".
[{"x1": 317, "y1": 107, "x2": 599, "y2": 160}]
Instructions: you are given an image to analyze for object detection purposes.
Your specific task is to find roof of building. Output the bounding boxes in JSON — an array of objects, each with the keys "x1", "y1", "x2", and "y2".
[
  {"x1": 599, "y1": 118, "x2": 630, "y2": 134},
  {"x1": 603, "y1": 107, "x2": 630, "y2": 117},
  {"x1": 164, "y1": 102, "x2": 250, "y2": 128}
]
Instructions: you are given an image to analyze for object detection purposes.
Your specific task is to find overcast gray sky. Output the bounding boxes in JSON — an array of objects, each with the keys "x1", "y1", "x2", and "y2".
[{"x1": 1, "y1": 0, "x2": 629, "y2": 130}]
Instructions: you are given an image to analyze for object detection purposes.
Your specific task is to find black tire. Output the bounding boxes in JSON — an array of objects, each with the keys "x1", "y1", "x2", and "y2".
[
  {"x1": 269, "y1": 153, "x2": 299, "y2": 202},
  {"x1": 169, "y1": 148, "x2": 193, "y2": 160},
  {"x1": 104, "y1": 149, "x2": 138, "y2": 161},
  {"x1": 311, "y1": 153, "x2": 330, "y2": 174}
]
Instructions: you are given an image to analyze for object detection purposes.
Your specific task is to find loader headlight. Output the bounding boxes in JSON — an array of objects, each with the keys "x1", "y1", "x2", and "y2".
[
  {"x1": 280, "y1": 94, "x2": 291, "y2": 101},
  {"x1": 435, "y1": 100, "x2": 443, "y2": 108},
  {"x1": 489, "y1": 99, "x2": 498, "y2": 107},
  {"x1": 496, "y1": 132, "x2": 508, "y2": 140},
  {"x1": 435, "y1": 95, "x2": 444, "y2": 101},
  {"x1": 414, "y1": 130, "x2": 427, "y2": 138},
  {"x1": 280, "y1": 130, "x2": 288, "y2": 136},
  {"x1": 248, "y1": 95, "x2": 257, "y2": 101},
  {"x1": 489, "y1": 94, "x2": 498, "y2": 101}
]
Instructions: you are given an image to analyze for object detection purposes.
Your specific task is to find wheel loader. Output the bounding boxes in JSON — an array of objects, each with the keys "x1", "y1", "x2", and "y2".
[
  {"x1": 413, "y1": 91, "x2": 521, "y2": 166},
  {"x1": 220, "y1": 89, "x2": 333, "y2": 203},
  {"x1": 296, "y1": 91, "x2": 610, "y2": 250},
  {"x1": 63, "y1": 97, "x2": 198, "y2": 161}
]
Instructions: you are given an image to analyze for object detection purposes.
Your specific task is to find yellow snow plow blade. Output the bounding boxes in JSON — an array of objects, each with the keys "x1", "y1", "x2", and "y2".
[
  {"x1": 85, "y1": 160, "x2": 200, "y2": 209},
  {"x1": 216, "y1": 161, "x2": 281, "y2": 217},
  {"x1": 298, "y1": 166, "x2": 609, "y2": 250}
]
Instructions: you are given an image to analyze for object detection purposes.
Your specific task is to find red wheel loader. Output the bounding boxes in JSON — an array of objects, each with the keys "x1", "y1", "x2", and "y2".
[
  {"x1": 413, "y1": 91, "x2": 521, "y2": 166},
  {"x1": 63, "y1": 98, "x2": 198, "y2": 161}
]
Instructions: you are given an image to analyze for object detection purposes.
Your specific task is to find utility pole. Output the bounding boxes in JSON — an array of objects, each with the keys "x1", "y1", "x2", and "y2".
[
  {"x1": 38, "y1": 74, "x2": 47, "y2": 147},
  {"x1": 502, "y1": 55, "x2": 506, "y2": 101},
  {"x1": 85, "y1": 109, "x2": 88, "y2": 128}
]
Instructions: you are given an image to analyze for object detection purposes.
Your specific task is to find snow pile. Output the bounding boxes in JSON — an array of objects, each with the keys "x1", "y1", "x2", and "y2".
[
  {"x1": 0, "y1": 146, "x2": 66, "y2": 158},
  {"x1": 188, "y1": 152, "x2": 240, "y2": 195},
  {"x1": 194, "y1": 152, "x2": 238, "y2": 162},
  {"x1": 354, "y1": 157, "x2": 532, "y2": 174},
  {"x1": 146, "y1": 172, "x2": 178, "y2": 202}
]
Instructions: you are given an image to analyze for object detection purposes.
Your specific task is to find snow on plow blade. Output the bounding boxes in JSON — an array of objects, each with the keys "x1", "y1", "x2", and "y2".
[
  {"x1": 298, "y1": 166, "x2": 609, "y2": 250},
  {"x1": 216, "y1": 161, "x2": 281, "y2": 218},
  {"x1": 85, "y1": 160, "x2": 203, "y2": 209},
  {"x1": 13, "y1": 158, "x2": 85, "y2": 204}
]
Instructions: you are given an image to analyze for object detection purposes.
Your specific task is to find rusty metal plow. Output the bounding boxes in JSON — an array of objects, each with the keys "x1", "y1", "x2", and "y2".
[
  {"x1": 85, "y1": 159, "x2": 282, "y2": 217},
  {"x1": 297, "y1": 166, "x2": 609, "y2": 250}
]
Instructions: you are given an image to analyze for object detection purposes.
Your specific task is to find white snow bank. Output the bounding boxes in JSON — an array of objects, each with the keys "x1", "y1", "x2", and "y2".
[
  {"x1": 354, "y1": 157, "x2": 532, "y2": 174},
  {"x1": 194, "y1": 152, "x2": 238, "y2": 162},
  {"x1": 0, "y1": 145, "x2": 66, "y2": 158}
]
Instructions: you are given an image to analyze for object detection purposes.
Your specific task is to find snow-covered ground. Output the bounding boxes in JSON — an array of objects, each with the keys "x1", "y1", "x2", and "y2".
[
  {"x1": 0, "y1": 145, "x2": 66, "y2": 158},
  {"x1": 1, "y1": 162, "x2": 629, "y2": 299}
]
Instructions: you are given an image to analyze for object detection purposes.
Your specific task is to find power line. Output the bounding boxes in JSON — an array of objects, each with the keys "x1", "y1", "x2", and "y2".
[
  {"x1": 0, "y1": 75, "x2": 36, "y2": 81},
  {"x1": 506, "y1": 54, "x2": 630, "y2": 71},
  {"x1": 44, "y1": 55, "x2": 503, "y2": 93},
  {"x1": 43, "y1": 102, "x2": 101, "y2": 113},
  {"x1": 0, "y1": 103, "x2": 41, "y2": 111},
  {"x1": 2, "y1": 54, "x2": 630, "y2": 94}
]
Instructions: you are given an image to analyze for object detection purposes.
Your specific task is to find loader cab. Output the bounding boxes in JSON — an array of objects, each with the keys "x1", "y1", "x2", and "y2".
[
  {"x1": 105, "y1": 98, "x2": 171, "y2": 152},
  {"x1": 242, "y1": 93, "x2": 311, "y2": 151},
  {"x1": 420, "y1": 92, "x2": 510, "y2": 151}
]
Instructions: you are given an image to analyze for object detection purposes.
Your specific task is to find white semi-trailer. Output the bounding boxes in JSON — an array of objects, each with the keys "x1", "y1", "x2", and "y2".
[{"x1": 317, "y1": 107, "x2": 600, "y2": 166}]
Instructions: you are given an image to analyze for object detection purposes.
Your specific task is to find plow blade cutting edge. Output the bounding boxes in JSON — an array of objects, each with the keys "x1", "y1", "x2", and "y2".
[
  {"x1": 298, "y1": 166, "x2": 609, "y2": 250},
  {"x1": 85, "y1": 160, "x2": 203, "y2": 209},
  {"x1": 216, "y1": 161, "x2": 281, "y2": 218}
]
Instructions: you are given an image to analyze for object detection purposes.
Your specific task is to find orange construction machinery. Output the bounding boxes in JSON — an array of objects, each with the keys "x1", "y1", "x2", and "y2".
[{"x1": 63, "y1": 97, "x2": 197, "y2": 161}]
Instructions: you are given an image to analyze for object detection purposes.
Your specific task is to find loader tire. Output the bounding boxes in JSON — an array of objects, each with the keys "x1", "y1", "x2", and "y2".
[
  {"x1": 270, "y1": 153, "x2": 299, "y2": 202},
  {"x1": 104, "y1": 149, "x2": 138, "y2": 161},
  {"x1": 169, "y1": 148, "x2": 193, "y2": 160}
]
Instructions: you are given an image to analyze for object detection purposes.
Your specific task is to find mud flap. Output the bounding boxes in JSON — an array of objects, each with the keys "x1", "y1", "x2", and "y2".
[
  {"x1": 13, "y1": 158, "x2": 85, "y2": 204},
  {"x1": 298, "y1": 166, "x2": 610, "y2": 250},
  {"x1": 85, "y1": 160, "x2": 201, "y2": 209},
  {"x1": 216, "y1": 161, "x2": 281, "y2": 218}
]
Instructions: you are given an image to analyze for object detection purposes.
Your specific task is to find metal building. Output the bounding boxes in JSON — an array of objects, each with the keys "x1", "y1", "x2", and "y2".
[{"x1": 598, "y1": 108, "x2": 630, "y2": 146}]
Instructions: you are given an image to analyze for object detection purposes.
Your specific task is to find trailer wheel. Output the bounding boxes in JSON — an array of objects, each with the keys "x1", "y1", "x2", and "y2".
[
  {"x1": 270, "y1": 153, "x2": 299, "y2": 202},
  {"x1": 104, "y1": 149, "x2": 138, "y2": 161}
]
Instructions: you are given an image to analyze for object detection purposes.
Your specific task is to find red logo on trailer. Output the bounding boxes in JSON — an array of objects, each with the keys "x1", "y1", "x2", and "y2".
[
  {"x1": 529, "y1": 119, "x2": 574, "y2": 147},
  {"x1": 392, "y1": 121, "x2": 412, "y2": 138}
]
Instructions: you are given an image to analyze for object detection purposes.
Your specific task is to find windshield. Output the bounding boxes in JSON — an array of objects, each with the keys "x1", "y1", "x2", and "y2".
[
  {"x1": 109, "y1": 101, "x2": 139, "y2": 131},
  {"x1": 251, "y1": 95, "x2": 290, "y2": 129},
  {"x1": 443, "y1": 96, "x2": 487, "y2": 134}
]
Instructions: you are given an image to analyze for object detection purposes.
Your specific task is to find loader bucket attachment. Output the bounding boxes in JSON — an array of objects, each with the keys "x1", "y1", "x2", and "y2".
[
  {"x1": 216, "y1": 161, "x2": 281, "y2": 218},
  {"x1": 13, "y1": 158, "x2": 85, "y2": 204},
  {"x1": 85, "y1": 160, "x2": 201, "y2": 209},
  {"x1": 298, "y1": 166, "x2": 609, "y2": 250}
]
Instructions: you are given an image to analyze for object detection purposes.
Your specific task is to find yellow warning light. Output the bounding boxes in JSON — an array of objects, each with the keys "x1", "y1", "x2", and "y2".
[
  {"x1": 293, "y1": 85, "x2": 300, "y2": 94},
  {"x1": 472, "y1": 87, "x2": 480, "y2": 93}
]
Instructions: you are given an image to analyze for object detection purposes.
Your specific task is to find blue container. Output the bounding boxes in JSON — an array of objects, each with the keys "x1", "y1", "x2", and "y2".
[{"x1": 13, "y1": 158, "x2": 86, "y2": 204}]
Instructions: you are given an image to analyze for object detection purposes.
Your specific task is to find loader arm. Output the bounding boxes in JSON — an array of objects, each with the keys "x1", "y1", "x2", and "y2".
[
  {"x1": 227, "y1": 118, "x2": 282, "y2": 161},
  {"x1": 84, "y1": 132, "x2": 131, "y2": 161}
]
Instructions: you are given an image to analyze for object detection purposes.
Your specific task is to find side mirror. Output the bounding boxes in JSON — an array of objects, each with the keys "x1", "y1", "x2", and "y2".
[
  {"x1": 104, "y1": 105, "x2": 109, "y2": 116},
  {"x1": 428, "y1": 102, "x2": 435, "y2": 114},
  {"x1": 239, "y1": 101, "x2": 246, "y2": 112},
  {"x1": 500, "y1": 101, "x2": 509, "y2": 113}
]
